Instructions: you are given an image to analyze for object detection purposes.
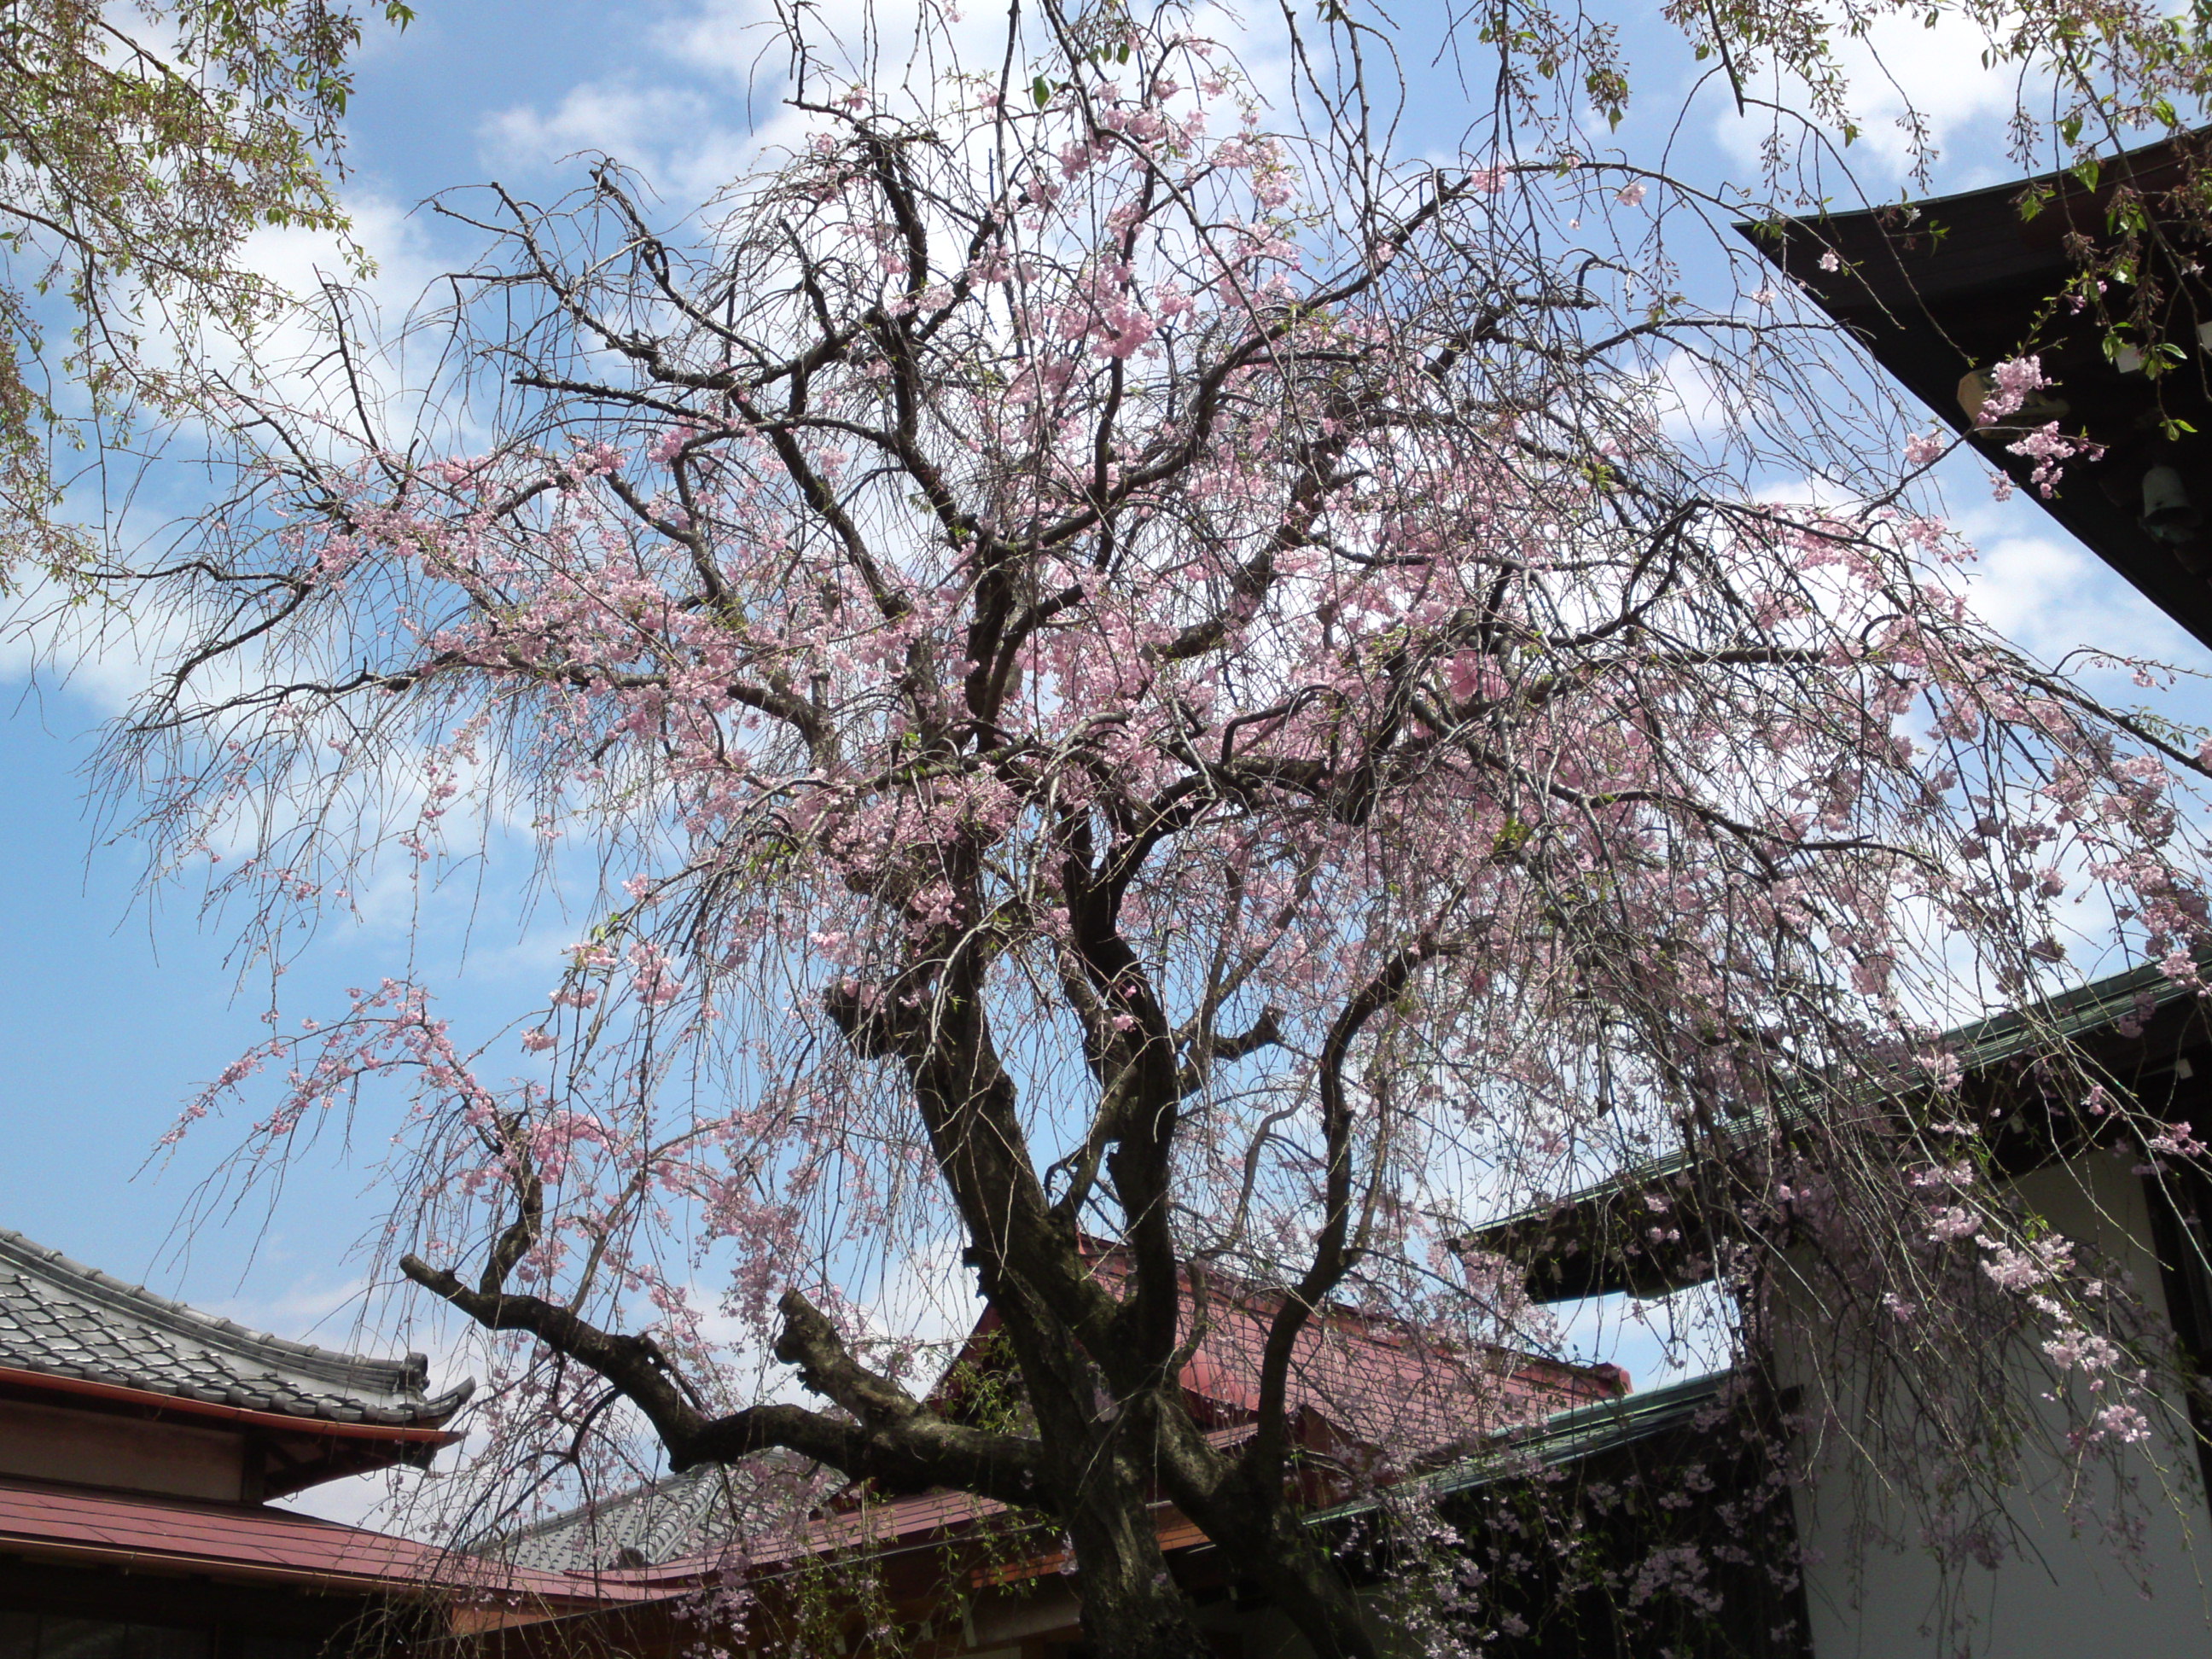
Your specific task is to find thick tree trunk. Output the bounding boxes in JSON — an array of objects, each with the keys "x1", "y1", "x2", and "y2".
[
  {"x1": 1057, "y1": 1451, "x2": 1215, "y2": 1659},
  {"x1": 1031, "y1": 1392, "x2": 1387, "y2": 1659},
  {"x1": 1187, "y1": 1482, "x2": 1382, "y2": 1659},
  {"x1": 861, "y1": 925, "x2": 1381, "y2": 1659}
]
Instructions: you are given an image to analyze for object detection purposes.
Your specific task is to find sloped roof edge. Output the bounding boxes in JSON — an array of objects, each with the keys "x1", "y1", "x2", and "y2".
[
  {"x1": 1307, "y1": 1369, "x2": 1739, "y2": 1527},
  {"x1": 1742, "y1": 127, "x2": 2212, "y2": 651},
  {"x1": 0, "y1": 1227, "x2": 473, "y2": 1428},
  {"x1": 1464, "y1": 960, "x2": 2208, "y2": 1297}
]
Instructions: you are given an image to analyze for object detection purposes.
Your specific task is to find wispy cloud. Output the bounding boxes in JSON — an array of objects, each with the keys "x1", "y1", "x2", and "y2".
[{"x1": 1708, "y1": 6, "x2": 2049, "y2": 197}]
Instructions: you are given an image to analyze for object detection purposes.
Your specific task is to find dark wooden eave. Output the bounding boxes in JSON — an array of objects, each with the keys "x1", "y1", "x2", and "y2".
[
  {"x1": 1744, "y1": 131, "x2": 2212, "y2": 650},
  {"x1": 1468, "y1": 962, "x2": 2212, "y2": 1302}
]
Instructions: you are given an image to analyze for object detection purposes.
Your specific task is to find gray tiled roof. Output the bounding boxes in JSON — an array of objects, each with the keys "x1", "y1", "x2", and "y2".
[
  {"x1": 0, "y1": 1227, "x2": 472, "y2": 1427},
  {"x1": 485, "y1": 1453, "x2": 824, "y2": 1574}
]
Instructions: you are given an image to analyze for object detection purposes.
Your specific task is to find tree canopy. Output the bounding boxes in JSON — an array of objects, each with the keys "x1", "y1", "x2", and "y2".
[
  {"x1": 0, "y1": 0, "x2": 410, "y2": 591},
  {"x1": 96, "y1": 2, "x2": 2212, "y2": 1655}
]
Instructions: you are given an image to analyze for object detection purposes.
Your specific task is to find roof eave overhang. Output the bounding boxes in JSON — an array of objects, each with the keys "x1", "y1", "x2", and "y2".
[
  {"x1": 1466, "y1": 964, "x2": 2212, "y2": 1302},
  {"x1": 0, "y1": 1364, "x2": 465, "y2": 1448},
  {"x1": 0, "y1": 1526, "x2": 620, "y2": 1611},
  {"x1": 1740, "y1": 127, "x2": 2212, "y2": 650},
  {"x1": 0, "y1": 1528, "x2": 445, "y2": 1598}
]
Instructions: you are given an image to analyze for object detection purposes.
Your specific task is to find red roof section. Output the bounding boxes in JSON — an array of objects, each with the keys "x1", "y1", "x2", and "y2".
[
  {"x1": 938, "y1": 1252, "x2": 1627, "y2": 1467},
  {"x1": 1163, "y1": 1289, "x2": 1620, "y2": 1458},
  {"x1": 513, "y1": 1427, "x2": 1264, "y2": 1595},
  {"x1": 0, "y1": 1477, "x2": 643, "y2": 1605}
]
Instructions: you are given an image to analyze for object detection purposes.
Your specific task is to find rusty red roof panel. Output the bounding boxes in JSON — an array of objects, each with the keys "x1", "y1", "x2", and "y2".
[
  {"x1": 0, "y1": 1478, "x2": 646, "y2": 1603},
  {"x1": 1064, "y1": 1254, "x2": 1626, "y2": 1459}
]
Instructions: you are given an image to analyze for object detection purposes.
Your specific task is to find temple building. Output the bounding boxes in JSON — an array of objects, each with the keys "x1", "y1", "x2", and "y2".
[{"x1": 0, "y1": 1227, "x2": 617, "y2": 1659}]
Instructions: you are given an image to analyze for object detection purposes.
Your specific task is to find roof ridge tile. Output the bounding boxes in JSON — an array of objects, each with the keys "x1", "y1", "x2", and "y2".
[{"x1": 0, "y1": 1225, "x2": 473, "y2": 1430}]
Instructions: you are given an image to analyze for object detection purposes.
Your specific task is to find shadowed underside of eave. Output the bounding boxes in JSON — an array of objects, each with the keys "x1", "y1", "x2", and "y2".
[
  {"x1": 1468, "y1": 963, "x2": 2212, "y2": 1302},
  {"x1": 1745, "y1": 129, "x2": 2212, "y2": 652}
]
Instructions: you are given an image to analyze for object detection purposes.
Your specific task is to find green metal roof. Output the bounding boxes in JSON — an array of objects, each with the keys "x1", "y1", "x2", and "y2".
[
  {"x1": 1941, "y1": 959, "x2": 2202, "y2": 1068},
  {"x1": 1309, "y1": 1369, "x2": 1738, "y2": 1525}
]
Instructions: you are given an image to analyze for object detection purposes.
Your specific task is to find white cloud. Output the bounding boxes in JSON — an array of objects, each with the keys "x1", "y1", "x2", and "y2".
[
  {"x1": 478, "y1": 83, "x2": 755, "y2": 207},
  {"x1": 1945, "y1": 498, "x2": 2206, "y2": 668},
  {"x1": 1553, "y1": 1282, "x2": 1735, "y2": 1393},
  {"x1": 653, "y1": 0, "x2": 1022, "y2": 95},
  {"x1": 650, "y1": 0, "x2": 806, "y2": 82},
  {"x1": 187, "y1": 188, "x2": 449, "y2": 440},
  {"x1": 0, "y1": 580, "x2": 168, "y2": 714},
  {"x1": 1709, "y1": 6, "x2": 2045, "y2": 195},
  {"x1": 475, "y1": 0, "x2": 1299, "y2": 224},
  {"x1": 480, "y1": 81, "x2": 698, "y2": 163},
  {"x1": 244, "y1": 192, "x2": 439, "y2": 309},
  {"x1": 0, "y1": 180, "x2": 449, "y2": 708},
  {"x1": 1646, "y1": 346, "x2": 1743, "y2": 449},
  {"x1": 210, "y1": 1272, "x2": 375, "y2": 1341}
]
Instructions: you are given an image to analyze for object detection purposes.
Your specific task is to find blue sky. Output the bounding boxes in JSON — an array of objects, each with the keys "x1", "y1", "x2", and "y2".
[{"x1": 4, "y1": 0, "x2": 2210, "y2": 1524}]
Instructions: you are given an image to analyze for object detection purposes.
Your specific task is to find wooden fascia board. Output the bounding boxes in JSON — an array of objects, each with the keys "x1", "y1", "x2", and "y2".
[{"x1": 0, "y1": 1365, "x2": 463, "y2": 1448}]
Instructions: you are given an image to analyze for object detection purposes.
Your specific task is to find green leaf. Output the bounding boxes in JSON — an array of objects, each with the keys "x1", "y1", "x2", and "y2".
[{"x1": 1032, "y1": 74, "x2": 1054, "y2": 108}]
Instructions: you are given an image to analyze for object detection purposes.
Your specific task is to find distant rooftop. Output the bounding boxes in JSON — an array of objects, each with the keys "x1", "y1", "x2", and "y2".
[
  {"x1": 0, "y1": 1227, "x2": 472, "y2": 1429},
  {"x1": 483, "y1": 1250, "x2": 1628, "y2": 1586},
  {"x1": 485, "y1": 1454, "x2": 825, "y2": 1575}
]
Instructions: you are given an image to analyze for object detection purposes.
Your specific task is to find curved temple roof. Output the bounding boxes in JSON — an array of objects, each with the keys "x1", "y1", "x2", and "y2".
[
  {"x1": 0, "y1": 1227, "x2": 472, "y2": 1428},
  {"x1": 486, "y1": 1456, "x2": 825, "y2": 1575}
]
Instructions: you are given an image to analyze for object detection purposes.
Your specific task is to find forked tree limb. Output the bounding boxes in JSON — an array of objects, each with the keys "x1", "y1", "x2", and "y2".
[{"x1": 399, "y1": 1256, "x2": 1046, "y2": 1506}]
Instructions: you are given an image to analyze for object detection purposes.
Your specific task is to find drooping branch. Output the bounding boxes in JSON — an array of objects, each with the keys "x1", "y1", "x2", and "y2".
[
  {"x1": 1246, "y1": 932, "x2": 1463, "y2": 1482},
  {"x1": 399, "y1": 1257, "x2": 1046, "y2": 1506}
]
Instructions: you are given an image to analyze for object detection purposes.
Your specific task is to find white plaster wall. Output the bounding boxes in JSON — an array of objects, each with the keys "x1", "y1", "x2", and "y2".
[
  {"x1": 958, "y1": 1580, "x2": 1083, "y2": 1652},
  {"x1": 1783, "y1": 1148, "x2": 2212, "y2": 1659}
]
